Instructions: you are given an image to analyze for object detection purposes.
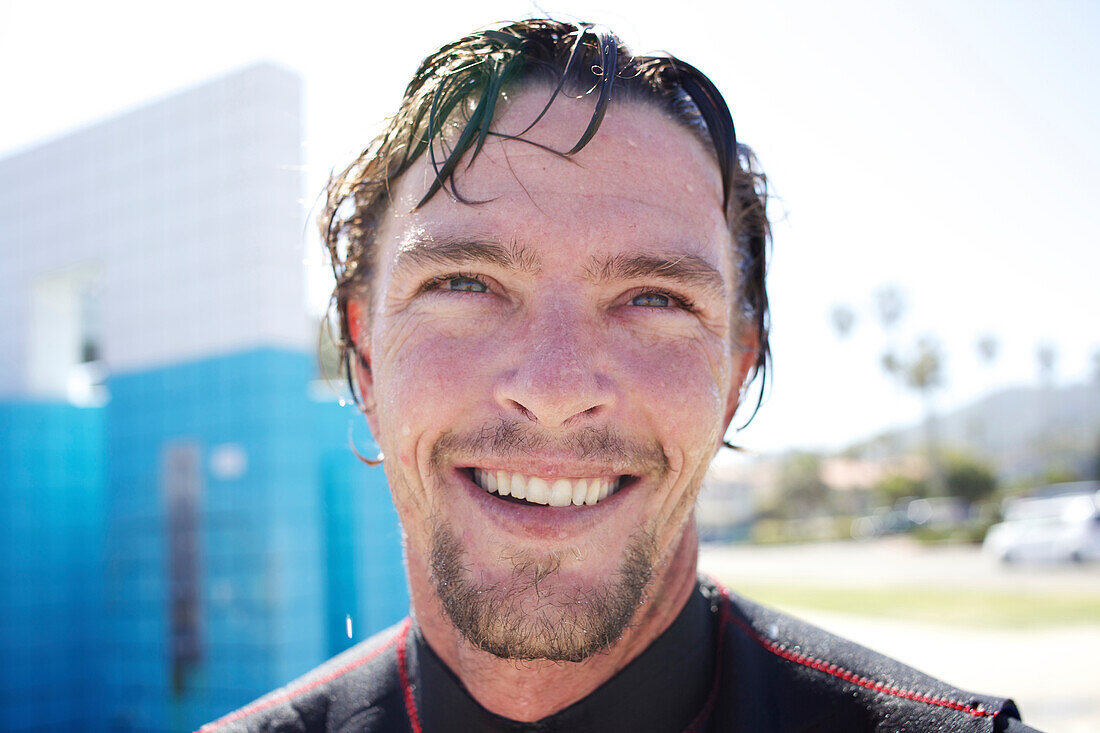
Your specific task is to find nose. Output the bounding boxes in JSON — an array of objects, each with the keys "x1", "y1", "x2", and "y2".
[{"x1": 494, "y1": 302, "x2": 616, "y2": 427}]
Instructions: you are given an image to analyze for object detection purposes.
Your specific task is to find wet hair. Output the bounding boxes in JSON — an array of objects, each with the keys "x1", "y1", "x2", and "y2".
[{"x1": 321, "y1": 18, "x2": 771, "y2": 424}]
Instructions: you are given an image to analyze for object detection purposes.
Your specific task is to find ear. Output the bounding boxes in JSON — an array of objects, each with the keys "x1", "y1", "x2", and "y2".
[
  {"x1": 722, "y1": 329, "x2": 759, "y2": 434},
  {"x1": 346, "y1": 299, "x2": 381, "y2": 438}
]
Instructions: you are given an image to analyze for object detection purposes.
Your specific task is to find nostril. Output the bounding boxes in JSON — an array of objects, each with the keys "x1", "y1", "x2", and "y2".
[{"x1": 508, "y1": 400, "x2": 537, "y2": 422}]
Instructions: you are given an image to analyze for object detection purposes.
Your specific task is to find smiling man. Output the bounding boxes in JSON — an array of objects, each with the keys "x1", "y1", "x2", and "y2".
[{"x1": 203, "y1": 19, "x2": 1037, "y2": 733}]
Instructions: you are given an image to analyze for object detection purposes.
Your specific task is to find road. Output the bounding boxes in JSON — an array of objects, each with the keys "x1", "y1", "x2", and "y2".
[
  {"x1": 699, "y1": 539, "x2": 1100, "y2": 733},
  {"x1": 699, "y1": 536, "x2": 1100, "y2": 593}
]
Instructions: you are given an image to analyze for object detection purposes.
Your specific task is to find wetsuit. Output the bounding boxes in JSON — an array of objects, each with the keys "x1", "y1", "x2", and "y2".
[{"x1": 200, "y1": 578, "x2": 1039, "y2": 732}]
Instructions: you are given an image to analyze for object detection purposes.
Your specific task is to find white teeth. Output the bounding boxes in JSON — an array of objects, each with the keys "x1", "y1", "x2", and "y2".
[
  {"x1": 571, "y1": 479, "x2": 588, "y2": 506},
  {"x1": 509, "y1": 472, "x2": 527, "y2": 500},
  {"x1": 471, "y1": 470, "x2": 625, "y2": 507},
  {"x1": 526, "y1": 477, "x2": 550, "y2": 505},
  {"x1": 584, "y1": 478, "x2": 601, "y2": 506},
  {"x1": 549, "y1": 479, "x2": 573, "y2": 507}
]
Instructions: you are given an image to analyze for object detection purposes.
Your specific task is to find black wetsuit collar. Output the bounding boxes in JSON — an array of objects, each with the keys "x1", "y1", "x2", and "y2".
[{"x1": 410, "y1": 585, "x2": 718, "y2": 733}]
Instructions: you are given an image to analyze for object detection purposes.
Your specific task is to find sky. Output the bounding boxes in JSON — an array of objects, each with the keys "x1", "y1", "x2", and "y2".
[{"x1": 2, "y1": 0, "x2": 1097, "y2": 454}]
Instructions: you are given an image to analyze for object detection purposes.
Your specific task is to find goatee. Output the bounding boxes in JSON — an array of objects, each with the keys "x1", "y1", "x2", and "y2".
[{"x1": 430, "y1": 524, "x2": 657, "y2": 663}]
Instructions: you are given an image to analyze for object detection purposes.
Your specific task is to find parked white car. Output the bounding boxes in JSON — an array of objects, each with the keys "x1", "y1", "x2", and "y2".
[{"x1": 983, "y1": 488, "x2": 1100, "y2": 563}]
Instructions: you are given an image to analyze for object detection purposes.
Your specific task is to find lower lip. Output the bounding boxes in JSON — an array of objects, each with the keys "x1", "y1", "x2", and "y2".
[{"x1": 452, "y1": 468, "x2": 634, "y2": 539}]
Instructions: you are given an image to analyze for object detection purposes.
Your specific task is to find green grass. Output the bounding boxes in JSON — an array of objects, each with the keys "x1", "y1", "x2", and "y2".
[{"x1": 720, "y1": 580, "x2": 1100, "y2": 629}]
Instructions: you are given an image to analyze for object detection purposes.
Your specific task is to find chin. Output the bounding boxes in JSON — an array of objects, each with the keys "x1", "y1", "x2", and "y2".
[{"x1": 429, "y1": 522, "x2": 657, "y2": 662}]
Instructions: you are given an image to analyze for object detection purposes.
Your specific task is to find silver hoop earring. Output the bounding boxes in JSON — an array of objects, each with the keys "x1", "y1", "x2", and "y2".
[{"x1": 347, "y1": 423, "x2": 384, "y2": 466}]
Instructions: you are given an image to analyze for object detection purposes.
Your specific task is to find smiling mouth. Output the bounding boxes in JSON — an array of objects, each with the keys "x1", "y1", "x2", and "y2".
[{"x1": 469, "y1": 468, "x2": 628, "y2": 507}]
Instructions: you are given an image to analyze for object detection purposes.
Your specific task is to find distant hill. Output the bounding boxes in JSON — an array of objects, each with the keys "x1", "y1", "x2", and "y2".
[{"x1": 852, "y1": 382, "x2": 1100, "y2": 482}]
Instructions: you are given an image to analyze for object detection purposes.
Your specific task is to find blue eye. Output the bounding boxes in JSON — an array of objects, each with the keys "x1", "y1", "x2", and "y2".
[
  {"x1": 630, "y1": 292, "x2": 671, "y2": 307},
  {"x1": 445, "y1": 276, "x2": 487, "y2": 293}
]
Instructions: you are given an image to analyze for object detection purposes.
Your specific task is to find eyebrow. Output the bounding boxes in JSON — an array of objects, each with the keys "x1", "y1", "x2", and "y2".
[
  {"x1": 393, "y1": 235, "x2": 542, "y2": 276},
  {"x1": 585, "y1": 252, "x2": 726, "y2": 296}
]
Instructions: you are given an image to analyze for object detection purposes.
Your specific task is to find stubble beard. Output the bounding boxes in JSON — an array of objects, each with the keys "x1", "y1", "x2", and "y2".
[{"x1": 430, "y1": 523, "x2": 658, "y2": 663}]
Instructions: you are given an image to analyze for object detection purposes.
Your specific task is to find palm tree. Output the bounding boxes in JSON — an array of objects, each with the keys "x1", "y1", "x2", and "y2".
[
  {"x1": 882, "y1": 336, "x2": 946, "y2": 494},
  {"x1": 975, "y1": 334, "x2": 999, "y2": 366},
  {"x1": 1036, "y1": 343, "x2": 1057, "y2": 387},
  {"x1": 829, "y1": 304, "x2": 856, "y2": 339}
]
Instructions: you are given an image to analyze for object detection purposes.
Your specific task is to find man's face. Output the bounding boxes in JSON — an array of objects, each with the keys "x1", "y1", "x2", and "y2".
[{"x1": 353, "y1": 90, "x2": 750, "y2": 661}]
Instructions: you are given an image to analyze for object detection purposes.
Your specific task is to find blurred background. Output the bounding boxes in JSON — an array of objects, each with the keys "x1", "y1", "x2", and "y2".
[{"x1": 1, "y1": 0, "x2": 1097, "y2": 731}]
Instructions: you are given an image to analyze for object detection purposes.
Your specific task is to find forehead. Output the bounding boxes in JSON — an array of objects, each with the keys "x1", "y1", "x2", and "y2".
[{"x1": 379, "y1": 89, "x2": 731, "y2": 273}]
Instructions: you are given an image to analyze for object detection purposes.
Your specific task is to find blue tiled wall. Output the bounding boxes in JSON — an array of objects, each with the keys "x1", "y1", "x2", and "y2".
[
  {"x1": 315, "y1": 402, "x2": 407, "y2": 659},
  {"x1": 0, "y1": 401, "x2": 105, "y2": 731},
  {"x1": 1, "y1": 348, "x2": 409, "y2": 733},
  {"x1": 107, "y1": 349, "x2": 408, "y2": 731}
]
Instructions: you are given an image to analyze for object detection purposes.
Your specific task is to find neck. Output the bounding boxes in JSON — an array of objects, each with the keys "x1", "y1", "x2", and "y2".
[{"x1": 408, "y1": 523, "x2": 699, "y2": 722}]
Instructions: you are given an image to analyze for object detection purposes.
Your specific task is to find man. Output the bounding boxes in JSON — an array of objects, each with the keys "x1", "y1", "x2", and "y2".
[{"x1": 203, "y1": 19, "x2": 1036, "y2": 732}]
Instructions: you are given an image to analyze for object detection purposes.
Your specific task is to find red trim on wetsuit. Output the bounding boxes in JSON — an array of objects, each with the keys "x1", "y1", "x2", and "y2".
[
  {"x1": 397, "y1": 622, "x2": 424, "y2": 733},
  {"x1": 708, "y1": 580, "x2": 995, "y2": 720}
]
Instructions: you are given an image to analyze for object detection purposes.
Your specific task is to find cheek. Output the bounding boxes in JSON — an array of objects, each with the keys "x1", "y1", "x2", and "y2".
[
  {"x1": 372, "y1": 323, "x2": 495, "y2": 462},
  {"x1": 614, "y1": 337, "x2": 727, "y2": 547},
  {"x1": 615, "y1": 334, "x2": 729, "y2": 438}
]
